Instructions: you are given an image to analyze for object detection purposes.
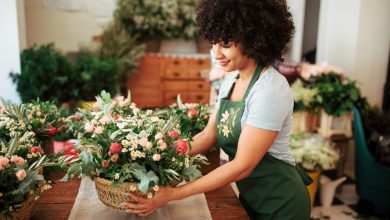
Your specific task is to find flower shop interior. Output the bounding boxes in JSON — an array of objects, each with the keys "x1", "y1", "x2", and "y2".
[{"x1": 1, "y1": 0, "x2": 389, "y2": 220}]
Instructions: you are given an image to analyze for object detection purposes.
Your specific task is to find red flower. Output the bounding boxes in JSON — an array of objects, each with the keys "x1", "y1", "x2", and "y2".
[
  {"x1": 114, "y1": 114, "x2": 120, "y2": 121},
  {"x1": 111, "y1": 154, "x2": 119, "y2": 163},
  {"x1": 31, "y1": 146, "x2": 42, "y2": 153},
  {"x1": 187, "y1": 108, "x2": 198, "y2": 118},
  {"x1": 109, "y1": 143, "x2": 122, "y2": 154},
  {"x1": 48, "y1": 127, "x2": 57, "y2": 136},
  {"x1": 101, "y1": 160, "x2": 109, "y2": 168},
  {"x1": 73, "y1": 115, "x2": 82, "y2": 121},
  {"x1": 175, "y1": 140, "x2": 188, "y2": 156},
  {"x1": 168, "y1": 130, "x2": 179, "y2": 139}
]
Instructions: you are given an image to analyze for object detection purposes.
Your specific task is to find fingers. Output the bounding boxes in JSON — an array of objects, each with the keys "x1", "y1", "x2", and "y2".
[{"x1": 126, "y1": 192, "x2": 146, "y2": 203}]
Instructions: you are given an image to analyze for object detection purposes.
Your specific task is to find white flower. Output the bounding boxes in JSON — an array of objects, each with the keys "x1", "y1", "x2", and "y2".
[
  {"x1": 221, "y1": 111, "x2": 229, "y2": 122},
  {"x1": 147, "y1": 193, "x2": 153, "y2": 199},
  {"x1": 153, "y1": 185, "x2": 159, "y2": 192},
  {"x1": 114, "y1": 173, "x2": 120, "y2": 180},
  {"x1": 84, "y1": 123, "x2": 94, "y2": 133},
  {"x1": 222, "y1": 126, "x2": 230, "y2": 137}
]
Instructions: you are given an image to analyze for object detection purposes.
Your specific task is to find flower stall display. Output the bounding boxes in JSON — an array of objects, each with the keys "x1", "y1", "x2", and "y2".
[
  {"x1": 0, "y1": 135, "x2": 55, "y2": 219},
  {"x1": 61, "y1": 91, "x2": 208, "y2": 211},
  {"x1": 290, "y1": 132, "x2": 340, "y2": 207},
  {"x1": 291, "y1": 79, "x2": 319, "y2": 132}
]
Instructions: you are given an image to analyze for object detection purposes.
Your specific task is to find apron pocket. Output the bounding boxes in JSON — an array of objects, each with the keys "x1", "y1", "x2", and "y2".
[{"x1": 296, "y1": 166, "x2": 313, "y2": 186}]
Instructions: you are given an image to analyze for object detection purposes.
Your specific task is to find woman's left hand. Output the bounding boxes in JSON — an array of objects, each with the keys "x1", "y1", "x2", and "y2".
[{"x1": 123, "y1": 186, "x2": 175, "y2": 217}]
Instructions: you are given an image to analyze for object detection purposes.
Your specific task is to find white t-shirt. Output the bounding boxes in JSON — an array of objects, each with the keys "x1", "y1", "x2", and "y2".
[{"x1": 217, "y1": 66, "x2": 295, "y2": 165}]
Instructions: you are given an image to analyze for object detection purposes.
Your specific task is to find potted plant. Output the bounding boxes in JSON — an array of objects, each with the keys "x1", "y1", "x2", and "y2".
[
  {"x1": 60, "y1": 91, "x2": 208, "y2": 211},
  {"x1": 9, "y1": 44, "x2": 78, "y2": 105},
  {"x1": 305, "y1": 71, "x2": 368, "y2": 138},
  {"x1": 290, "y1": 132, "x2": 340, "y2": 207},
  {"x1": 73, "y1": 52, "x2": 119, "y2": 108},
  {"x1": 116, "y1": 0, "x2": 198, "y2": 52}
]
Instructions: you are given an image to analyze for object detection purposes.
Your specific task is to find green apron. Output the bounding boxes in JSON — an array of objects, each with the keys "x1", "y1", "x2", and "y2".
[{"x1": 216, "y1": 65, "x2": 312, "y2": 220}]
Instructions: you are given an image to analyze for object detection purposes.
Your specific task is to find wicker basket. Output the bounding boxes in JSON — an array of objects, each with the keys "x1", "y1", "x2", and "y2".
[
  {"x1": 0, "y1": 192, "x2": 37, "y2": 220},
  {"x1": 94, "y1": 177, "x2": 151, "y2": 211}
]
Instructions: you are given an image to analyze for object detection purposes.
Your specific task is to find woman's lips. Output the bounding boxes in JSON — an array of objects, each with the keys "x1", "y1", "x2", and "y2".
[{"x1": 219, "y1": 61, "x2": 230, "y2": 67}]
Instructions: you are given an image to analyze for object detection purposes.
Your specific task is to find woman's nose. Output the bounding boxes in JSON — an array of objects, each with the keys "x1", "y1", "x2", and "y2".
[{"x1": 212, "y1": 44, "x2": 223, "y2": 60}]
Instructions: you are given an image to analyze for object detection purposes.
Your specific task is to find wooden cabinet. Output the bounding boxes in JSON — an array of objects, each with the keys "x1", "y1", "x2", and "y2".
[{"x1": 127, "y1": 54, "x2": 211, "y2": 108}]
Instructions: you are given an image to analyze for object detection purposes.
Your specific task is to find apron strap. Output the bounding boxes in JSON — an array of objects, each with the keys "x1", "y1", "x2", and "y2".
[{"x1": 243, "y1": 65, "x2": 263, "y2": 99}]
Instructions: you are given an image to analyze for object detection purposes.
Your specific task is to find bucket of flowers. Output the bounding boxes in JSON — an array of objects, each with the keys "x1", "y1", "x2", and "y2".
[
  {"x1": 60, "y1": 91, "x2": 208, "y2": 211},
  {"x1": 0, "y1": 135, "x2": 55, "y2": 220}
]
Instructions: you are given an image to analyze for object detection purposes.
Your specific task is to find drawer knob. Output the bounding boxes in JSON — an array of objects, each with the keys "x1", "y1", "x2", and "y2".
[
  {"x1": 173, "y1": 72, "x2": 180, "y2": 77},
  {"x1": 196, "y1": 95, "x2": 204, "y2": 100},
  {"x1": 198, "y1": 60, "x2": 204, "y2": 65},
  {"x1": 198, "y1": 84, "x2": 204, "y2": 89},
  {"x1": 173, "y1": 60, "x2": 180, "y2": 65}
]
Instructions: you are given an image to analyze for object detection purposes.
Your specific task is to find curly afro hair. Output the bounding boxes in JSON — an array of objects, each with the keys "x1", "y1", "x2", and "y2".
[{"x1": 196, "y1": 0, "x2": 295, "y2": 66}]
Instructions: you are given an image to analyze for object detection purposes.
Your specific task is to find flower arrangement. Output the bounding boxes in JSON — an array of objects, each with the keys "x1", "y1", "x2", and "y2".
[
  {"x1": 157, "y1": 95, "x2": 211, "y2": 137},
  {"x1": 116, "y1": 0, "x2": 198, "y2": 40},
  {"x1": 61, "y1": 91, "x2": 207, "y2": 198},
  {"x1": 0, "y1": 100, "x2": 65, "y2": 149},
  {"x1": 290, "y1": 132, "x2": 340, "y2": 171},
  {"x1": 0, "y1": 135, "x2": 55, "y2": 218}
]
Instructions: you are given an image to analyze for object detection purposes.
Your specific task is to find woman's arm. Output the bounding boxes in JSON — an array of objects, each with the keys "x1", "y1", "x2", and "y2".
[
  {"x1": 189, "y1": 108, "x2": 218, "y2": 155},
  {"x1": 125, "y1": 124, "x2": 278, "y2": 216}
]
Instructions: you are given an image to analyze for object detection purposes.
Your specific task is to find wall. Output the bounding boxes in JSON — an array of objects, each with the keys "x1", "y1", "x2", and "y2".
[
  {"x1": 0, "y1": 0, "x2": 22, "y2": 103},
  {"x1": 285, "y1": 0, "x2": 306, "y2": 62},
  {"x1": 24, "y1": 0, "x2": 113, "y2": 52},
  {"x1": 316, "y1": 0, "x2": 390, "y2": 107}
]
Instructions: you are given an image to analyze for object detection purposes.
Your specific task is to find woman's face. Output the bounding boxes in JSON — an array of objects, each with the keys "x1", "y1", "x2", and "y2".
[{"x1": 212, "y1": 42, "x2": 252, "y2": 72}]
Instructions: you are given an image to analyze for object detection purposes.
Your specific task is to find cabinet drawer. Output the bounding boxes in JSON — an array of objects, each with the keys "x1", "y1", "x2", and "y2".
[
  {"x1": 189, "y1": 58, "x2": 211, "y2": 78},
  {"x1": 164, "y1": 69, "x2": 190, "y2": 79},
  {"x1": 163, "y1": 81, "x2": 189, "y2": 91},
  {"x1": 188, "y1": 81, "x2": 210, "y2": 91},
  {"x1": 165, "y1": 57, "x2": 189, "y2": 70},
  {"x1": 164, "y1": 92, "x2": 189, "y2": 105},
  {"x1": 188, "y1": 92, "x2": 210, "y2": 104}
]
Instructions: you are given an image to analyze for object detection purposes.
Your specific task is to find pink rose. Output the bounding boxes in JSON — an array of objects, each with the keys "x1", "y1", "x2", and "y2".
[
  {"x1": 155, "y1": 133, "x2": 163, "y2": 140},
  {"x1": 84, "y1": 123, "x2": 94, "y2": 133},
  {"x1": 73, "y1": 115, "x2": 82, "y2": 121},
  {"x1": 187, "y1": 108, "x2": 199, "y2": 118},
  {"x1": 145, "y1": 142, "x2": 153, "y2": 150},
  {"x1": 16, "y1": 169, "x2": 27, "y2": 181},
  {"x1": 48, "y1": 127, "x2": 57, "y2": 136},
  {"x1": 175, "y1": 140, "x2": 188, "y2": 156},
  {"x1": 109, "y1": 143, "x2": 122, "y2": 154},
  {"x1": 152, "y1": 154, "x2": 161, "y2": 161},
  {"x1": 0, "y1": 157, "x2": 9, "y2": 167},
  {"x1": 31, "y1": 146, "x2": 42, "y2": 153},
  {"x1": 94, "y1": 126, "x2": 104, "y2": 134},
  {"x1": 101, "y1": 160, "x2": 109, "y2": 168},
  {"x1": 93, "y1": 102, "x2": 99, "y2": 112},
  {"x1": 139, "y1": 138, "x2": 148, "y2": 147},
  {"x1": 0, "y1": 106, "x2": 5, "y2": 114},
  {"x1": 10, "y1": 156, "x2": 25, "y2": 166},
  {"x1": 114, "y1": 114, "x2": 120, "y2": 121},
  {"x1": 168, "y1": 130, "x2": 179, "y2": 139},
  {"x1": 159, "y1": 143, "x2": 167, "y2": 151}
]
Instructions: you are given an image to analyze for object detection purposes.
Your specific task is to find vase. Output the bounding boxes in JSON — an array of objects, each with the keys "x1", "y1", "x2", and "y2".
[
  {"x1": 320, "y1": 175, "x2": 347, "y2": 208},
  {"x1": 307, "y1": 170, "x2": 321, "y2": 207},
  {"x1": 159, "y1": 39, "x2": 197, "y2": 54}
]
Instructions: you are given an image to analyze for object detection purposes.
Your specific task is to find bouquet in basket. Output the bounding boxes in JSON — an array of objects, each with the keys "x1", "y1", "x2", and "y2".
[
  {"x1": 60, "y1": 91, "x2": 208, "y2": 210},
  {"x1": 0, "y1": 101, "x2": 61, "y2": 218}
]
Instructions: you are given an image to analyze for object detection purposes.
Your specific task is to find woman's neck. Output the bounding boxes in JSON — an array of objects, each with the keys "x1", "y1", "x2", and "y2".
[{"x1": 238, "y1": 60, "x2": 258, "y2": 82}]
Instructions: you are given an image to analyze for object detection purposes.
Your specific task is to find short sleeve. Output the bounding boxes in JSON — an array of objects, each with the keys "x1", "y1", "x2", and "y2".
[{"x1": 246, "y1": 83, "x2": 293, "y2": 131}]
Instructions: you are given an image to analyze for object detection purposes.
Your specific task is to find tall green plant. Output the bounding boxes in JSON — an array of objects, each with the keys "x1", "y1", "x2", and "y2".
[
  {"x1": 98, "y1": 21, "x2": 145, "y2": 95},
  {"x1": 74, "y1": 52, "x2": 119, "y2": 101},
  {"x1": 9, "y1": 44, "x2": 77, "y2": 103}
]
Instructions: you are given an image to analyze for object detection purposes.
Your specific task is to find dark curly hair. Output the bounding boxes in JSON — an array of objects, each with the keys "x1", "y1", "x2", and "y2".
[{"x1": 196, "y1": 0, "x2": 295, "y2": 66}]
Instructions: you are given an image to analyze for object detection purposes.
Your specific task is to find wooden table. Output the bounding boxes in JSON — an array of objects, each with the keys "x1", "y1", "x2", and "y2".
[{"x1": 31, "y1": 151, "x2": 249, "y2": 220}]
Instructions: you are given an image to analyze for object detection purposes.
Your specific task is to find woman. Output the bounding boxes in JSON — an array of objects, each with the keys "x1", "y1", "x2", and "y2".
[{"x1": 124, "y1": 0, "x2": 312, "y2": 219}]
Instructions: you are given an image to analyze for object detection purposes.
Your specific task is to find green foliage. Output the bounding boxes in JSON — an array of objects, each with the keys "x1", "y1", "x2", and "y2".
[
  {"x1": 306, "y1": 72, "x2": 368, "y2": 116},
  {"x1": 116, "y1": 0, "x2": 198, "y2": 40},
  {"x1": 74, "y1": 52, "x2": 119, "y2": 101},
  {"x1": 9, "y1": 44, "x2": 77, "y2": 103}
]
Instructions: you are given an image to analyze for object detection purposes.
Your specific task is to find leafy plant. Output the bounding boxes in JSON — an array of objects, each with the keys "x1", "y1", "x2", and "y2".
[
  {"x1": 306, "y1": 72, "x2": 367, "y2": 116},
  {"x1": 9, "y1": 44, "x2": 77, "y2": 104},
  {"x1": 116, "y1": 0, "x2": 198, "y2": 40},
  {"x1": 74, "y1": 52, "x2": 119, "y2": 101}
]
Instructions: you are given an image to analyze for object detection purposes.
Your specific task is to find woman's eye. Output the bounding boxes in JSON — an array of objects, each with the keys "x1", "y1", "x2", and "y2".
[{"x1": 222, "y1": 43, "x2": 231, "y2": 48}]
